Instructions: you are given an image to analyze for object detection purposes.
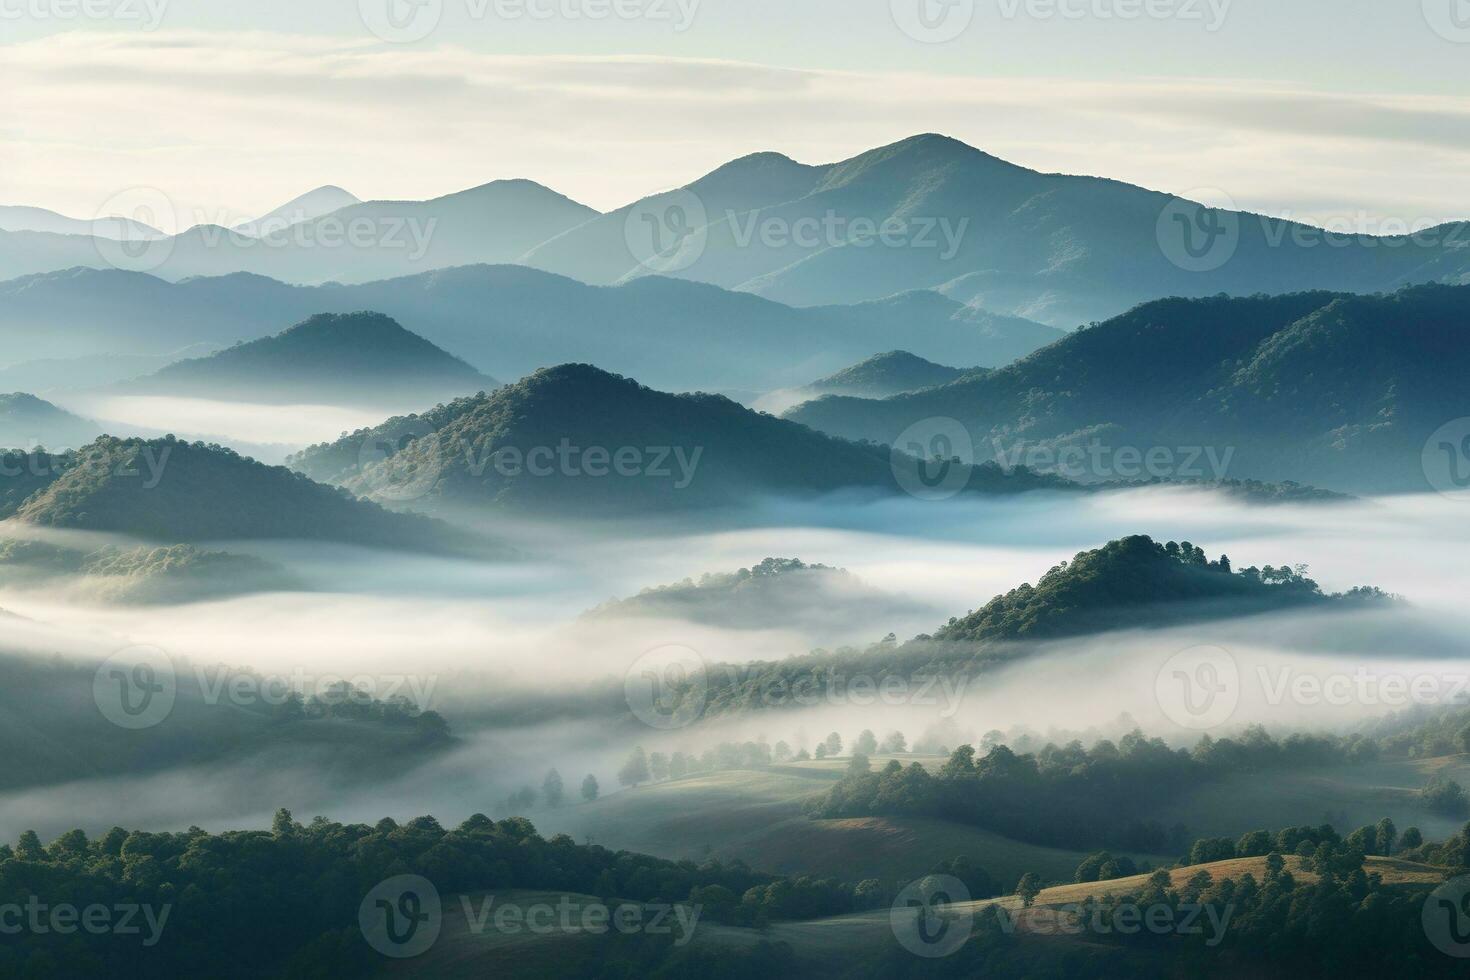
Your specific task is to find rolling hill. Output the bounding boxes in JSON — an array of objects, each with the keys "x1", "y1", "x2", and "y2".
[
  {"x1": 583, "y1": 556, "x2": 921, "y2": 631},
  {"x1": 802, "y1": 350, "x2": 976, "y2": 399},
  {"x1": 0, "y1": 205, "x2": 162, "y2": 240},
  {"x1": 0, "y1": 538, "x2": 298, "y2": 603},
  {"x1": 135, "y1": 312, "x2": 496, "y2": 408},
  {"x1": 11, "y1": 435, "x2": 466, "y2": 551},
  {"x1": 0, "y1": 393, "x2": 100, "y2": 450},
  {"x1": 286, "y1": 363, "x2": 1073, "y2": 515},
  {"x1": 787, "y1": 285, "x2": 1470, "y2": 492},
  {"x1": 0, "y1": 265, "x2": 1062, "y2": 392}
]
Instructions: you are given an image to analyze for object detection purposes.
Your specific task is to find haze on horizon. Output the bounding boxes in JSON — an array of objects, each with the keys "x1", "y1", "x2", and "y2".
[{"x1": 3, "y1": 0, "x2": 1470, "y2": 231}]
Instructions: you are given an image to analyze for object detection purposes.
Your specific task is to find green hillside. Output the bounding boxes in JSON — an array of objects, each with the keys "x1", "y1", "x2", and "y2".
[
  {"x1": 289, "y1": 364, "x2": 1072, "y2": 514},
  {"x1": 788, "y1": 285, "x2": 1470, "y2": 492},
  {"x1": 14, "y1": 435, "x2": 465, "y2": 551}
]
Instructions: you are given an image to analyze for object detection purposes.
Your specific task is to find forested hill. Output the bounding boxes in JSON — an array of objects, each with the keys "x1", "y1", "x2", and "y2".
[
  {"x1": 289, "y1": 363, "x2": 1073, "y2": 514},
  {"x1": 695, "y1": 535, "x2": 1389, "y2": 717},
  {"x1": 787, "y1": 284, "x2": 1470, "y2": 492},
  {"x1": 929, "y1": 534, "x2": 1382, "y2": 644},
  {"x1": 12, "y1": 435, "x2": 467, "y2": 552},
  {"x1": 139, "y1": 311, "x2": 496, "y2": 406}
]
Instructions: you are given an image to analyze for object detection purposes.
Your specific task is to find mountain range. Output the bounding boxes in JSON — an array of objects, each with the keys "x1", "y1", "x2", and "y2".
[
  {"x1": 0, "y1": 265, "x2": 1063, "y2": 392},
  {"x1": 0, "y1": 179, "x2": 594, "y2": 285},
  {"x1": 786, "y1": 284, "x2": 1470, "y2": 493},
  {"x1": 133, "y1": 312, "x2": 496, "y2": 409},
  {"x1": 287, "y1": 363, "x2": 1073, "y2": 515},
  {"x1": 8, "y1": 134, "x2": 1469, "y2": 327}
]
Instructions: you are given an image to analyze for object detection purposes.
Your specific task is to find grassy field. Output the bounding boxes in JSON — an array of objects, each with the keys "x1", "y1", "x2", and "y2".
[
  {"x1": 533, "y1": 761, "x2": 1156, "y2": 885},
  {"x1": 1155, "y1": 753, "x2": 1470, "y2": 842},
  {"x1": 378, "y1": 853, "x2": 1449, "y2": 978},
  {"x1": 532, "y1": 751, "x2": 1470, "y2": 891}
]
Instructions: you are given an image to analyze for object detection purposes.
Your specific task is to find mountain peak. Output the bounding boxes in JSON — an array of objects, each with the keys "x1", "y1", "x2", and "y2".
[
  {"x1": 236, "y1": 186, "x2": 360, "y2": 232},
  {"x1": 142, "y1": 311, "x2": 495, "y2": 407}
]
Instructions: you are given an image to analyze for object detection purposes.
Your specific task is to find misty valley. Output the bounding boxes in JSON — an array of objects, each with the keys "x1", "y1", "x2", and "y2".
[{"x1": 6, "y1": 8, "x2": 1470, "y2": 977}]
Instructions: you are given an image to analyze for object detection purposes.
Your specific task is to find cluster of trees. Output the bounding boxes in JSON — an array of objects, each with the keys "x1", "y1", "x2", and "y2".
[
  {"x1": 614, "y1": 742, "x2": 774, "y2": 789},
  {"x1": 1078, "y1": 828, "x2": 1469, "y2": 977},
  {"x1": 0, "y1": 810, "x2": 828, "y2": 978},
  {"x1": 500, "y1": 769, "x2": 600, "y2": 814},
  {"x1": 1421, "y1": 774, "x2": 1469, "y2": 816},
  {"x1": 587, "y1": 558, "x2": 865, "y2": 628},
  {"x1": 1184, "y1": 818, "x2": 1413, "y2": 867},
  {"x1": 1073, "y1": 851, "x2": 1143, "y2": 883},
  {"x1": 285, "y1": 683, "x2": 450, "y2": 741},
  {"x1": 610, "y1": 729, "x2": 915, "y2": 793},
  {"x1": 805, "y1": 727, "x2": 1410, "y2": 852}
]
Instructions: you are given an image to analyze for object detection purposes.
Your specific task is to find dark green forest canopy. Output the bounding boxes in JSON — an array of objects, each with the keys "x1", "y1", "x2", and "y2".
[
  {"x1": 290, "y1": 363, "x2": 1072, "y2": 514},
  {"x1": 10, "y1": 435, "x2": 471, "y2": 553}
]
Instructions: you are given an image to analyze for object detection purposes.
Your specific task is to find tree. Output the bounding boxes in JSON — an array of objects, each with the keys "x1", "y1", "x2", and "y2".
[
  {"x1": 1345, "y1": 825, "x2": 1375, "y2": 855},
  {"x1": 880, "y1": 731, "x2": 908, "y2": 754},
  {"x1": 774, "y1": 741, "x2": 792, "y2": 762},
  {"x1": 847, "y1": 752, "x2": 871, "y2": 775},
  {"x1": 1400, "y1": 826, "x2": 1423, "y2": 850},
  {"x1": 543, "y1": 769, "x2": 564, "y2": 807},
  {"x1": 650, "y1": 751, "x2": 670, "y2": 781},
  {"x1": 1374, "y1": 817, "x2": 1396, "y2": 856},
  {"x1": 581, "y1": 774, "x2": 599, "y2": 802},
  {"x1": 814, "y1": 744, "x2": 827, "y2": 760},
  {"x1": 619, "y1": 747, "x2": 651, "y2": 788},
  {"x1": 794, "y1": 748, "x2": 811, "y2": 761},
  {"x1": 272, "y1": 808, "x2": 298, "y2": 838},
  {"x1": 855, "y1": 730, "x2": 878, "y2": 755},
  {"x1": 1016, "y1": 872, "x2": 1042, "y2": 908},
  {"x1": 15, "y1": 830, "x2": 44, "y2": 861},
  {"x1": 1423, "y1": 775, "x2": 1468, "y2": 815},
  {"x1": 823, "y1": 732, "x2": 843, "y2": 757}
]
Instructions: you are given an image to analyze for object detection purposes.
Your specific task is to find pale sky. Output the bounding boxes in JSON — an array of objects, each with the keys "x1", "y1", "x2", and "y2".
[{"x1": 3, "y1": 0, "x2": 1469, "y2": 230}]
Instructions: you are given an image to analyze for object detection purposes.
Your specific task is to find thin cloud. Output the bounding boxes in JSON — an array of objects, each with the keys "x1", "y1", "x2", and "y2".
[{"x1": 4, "y1": 31, "x2": 1469, "y2": 227}]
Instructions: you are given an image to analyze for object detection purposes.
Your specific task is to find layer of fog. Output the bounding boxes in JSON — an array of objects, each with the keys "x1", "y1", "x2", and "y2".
[
  {"x1": 3, "y1": 485, "x2": 1469, "y2": 839},
  {"x1": 50, "y1": 393, "x2": 387, "y2": 464}
]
